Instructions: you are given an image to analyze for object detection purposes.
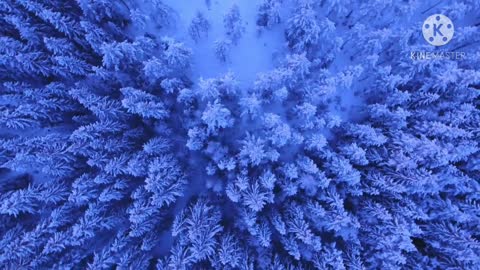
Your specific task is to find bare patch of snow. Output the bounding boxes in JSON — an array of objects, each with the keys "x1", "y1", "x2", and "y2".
[{"x1": 162, "y1": 0, "x2": 287, "y2": 88}]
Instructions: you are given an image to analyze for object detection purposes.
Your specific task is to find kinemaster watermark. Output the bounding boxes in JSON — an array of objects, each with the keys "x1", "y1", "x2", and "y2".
[{"x1": 410, "y1": 14, "x2": 467, "y2": 61}]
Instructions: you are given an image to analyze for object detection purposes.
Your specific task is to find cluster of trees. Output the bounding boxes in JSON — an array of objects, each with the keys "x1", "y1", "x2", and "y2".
[
  {"x1": 0, "y1": 0, "x2": 190, "y2": 268},
  {"x1": 214, "y1": 4, "x2": 245, "y2": 62},
  {"x1": 0, "y1": 0, "x2": 479, "y2": 269}
]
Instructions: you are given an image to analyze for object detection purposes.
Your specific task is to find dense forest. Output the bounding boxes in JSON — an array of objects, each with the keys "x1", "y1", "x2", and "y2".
[{"x1": 0, "y1": 0, "x2": 479, "y2": 269}]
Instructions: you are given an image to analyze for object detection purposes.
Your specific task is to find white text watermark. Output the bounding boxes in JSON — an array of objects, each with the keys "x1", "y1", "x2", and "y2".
[{"x1": 410, "y1": 51, "x2": 466, "y2": 60}]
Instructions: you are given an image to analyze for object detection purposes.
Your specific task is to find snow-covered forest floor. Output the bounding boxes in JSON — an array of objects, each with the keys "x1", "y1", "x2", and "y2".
[{"x1": 163, "y1": 0, "x2": 287, "y2": 86}]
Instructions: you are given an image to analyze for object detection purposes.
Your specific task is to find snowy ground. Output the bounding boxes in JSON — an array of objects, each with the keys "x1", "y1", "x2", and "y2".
[{"x1": 163, "y1": 0, "x2": 288, "y2": 87}]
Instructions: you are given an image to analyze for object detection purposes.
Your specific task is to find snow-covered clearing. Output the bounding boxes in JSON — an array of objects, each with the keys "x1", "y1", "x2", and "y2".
[{"x1": 163, "y1": 0, "x2": 287, "y2": 87}]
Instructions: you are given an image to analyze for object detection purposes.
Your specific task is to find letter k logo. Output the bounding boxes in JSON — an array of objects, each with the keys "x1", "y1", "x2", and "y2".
[
  {"x1": 433, "y1": 23, "x2": 444, "y2": 36},
  {"x1": 422, "y1": 14, "x2": 454, "y2": 46}
]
